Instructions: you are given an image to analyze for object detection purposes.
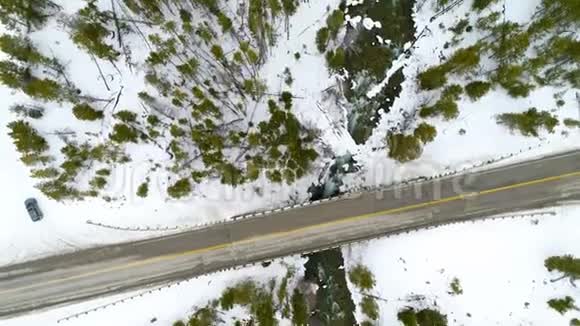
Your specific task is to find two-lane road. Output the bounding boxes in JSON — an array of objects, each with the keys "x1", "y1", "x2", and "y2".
[{"x1": 1, "y1": 150, "x2": 580, "y2": 318}]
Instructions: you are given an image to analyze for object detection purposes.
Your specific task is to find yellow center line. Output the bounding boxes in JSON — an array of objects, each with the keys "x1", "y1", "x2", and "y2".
[{"x1": 2, "y1": 170, "x2": 580, "y2": 296}]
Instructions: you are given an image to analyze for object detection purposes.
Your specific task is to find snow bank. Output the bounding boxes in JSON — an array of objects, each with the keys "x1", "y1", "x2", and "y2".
[{"x1": 344, "y1": 205, "x2": 580, "y2": 325}]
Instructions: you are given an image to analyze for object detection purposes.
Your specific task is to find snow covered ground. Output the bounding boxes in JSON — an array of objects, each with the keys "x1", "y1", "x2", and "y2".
[
  {"x1": 0, "y1": 256, "x2": 305, "y2": 326},
  {"x1": 1, "y1": 0, "x2": 579, "y2": 323},
  {"x1": 344, "y1": 0, "x2": 580, "y2": 190},
  {"x1": 0, "y1": 0, "x2": 346, "y2": 265},
  {"x1": 1, "y1": 0, "x2": 578, "y2": 265},
  {"x1": 343, "y1": 205, "x2": 580, "y2": 326}
]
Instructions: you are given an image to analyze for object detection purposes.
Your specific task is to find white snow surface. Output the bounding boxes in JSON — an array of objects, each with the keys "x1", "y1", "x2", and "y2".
[
  {"x1": 342, "y1": 0, "x2": 580, "y2": 192},
  {"x1": 343, "y1": 205, "x2": 580, "y2": 325},
  {"x1": 1, "y1": 0, "x2": 579, "y2": 322},
  {"x1": 0, "y1": 0, "x2": 350, "y2": 265}
]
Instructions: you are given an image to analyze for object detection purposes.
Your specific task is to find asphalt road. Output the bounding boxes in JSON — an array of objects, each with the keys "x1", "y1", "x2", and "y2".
[{"x1": 1, "y1": 150, "x2": 580, "y2": 318}]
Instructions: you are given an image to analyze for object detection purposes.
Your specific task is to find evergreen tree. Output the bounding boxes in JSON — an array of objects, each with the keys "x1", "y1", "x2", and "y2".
[
  {"x1": 326, "y1": 9, "x2": 344, "y2": 38},
  {"x1": 416, "y1": 308, "x2": 448, "y2": 326},
  {"x1": 419, "y1": 85, "x2": 461, "y2": 120},
  {"x1": 30, "y1": 167, "x2": 59, "y2": 178},
  {"x1": 414, "y1": 123, "x2": 437, "y2": 144},
  {"x1": 326, "y1": 48, "x2": 346, "y2": 72},
  {"x1": 219, "y1": 163, "x2": 244, "y2": 186},
  {"x1": 23, "y1": 77, "x2": 62, "y2": 101},
  {"x1": 216, "y1": 11, "x2": 233, "y2": 32},
  {"x1": 89, "y1": 176, "x2": 107, "y2": 189},
  {"x1": 0, "y1": 34, "x2": 44, "y2": 63},
  {"x1": 491, "y1": 22, "x2": 530, "y2": 62},
  {"x1": 167, "y1": 178, "x2": 191, "y2": 198},
  {"x1": 291, "y1": 289, "x2": 308, "y2": 326},
  {"x1": 0, "y1": 60, "x2": 26, "y2": 88},
  {"x1": 418, "y1": 66, "x2": 448, "y2": 90},
  {"x1": 7, "y1": 120, "x2": 48, "y2": 153},
  {"x1": 472, "y1": 0, "x2": 499, "y2": 11},
  {"x1": 73, "y1": 103, "x2": 103, "y2": 121},
  {"x1": 361, "y1": 297, "x2": 379, "y2": 320},
  {"x1": 72, "y1": 3, "x2": 120, "y2": 61},
  {"x1": 348, "y1": 264, "x2": 375, "y2": 291},
  {"x1": 398, "y1": 308, "x2": 418, "y2": 326},
  {"x1": 547, "y1": 296, "x2": 577, "y2": 315},
  {"x1": 316, "y1": 27, "x2": 329, "y2": 53},
  {"x1": 446, "y1": 45, "x2": 481, "y2": 72},
  {"x1": 529, "y1": 0, "x2": 580, "y2": 34},
  {"x1": 186, "y1": 306, "x2": 217, "y2": 326},
  {"x1": 493, "y1": 64, "x2": 534, "y2": 98},
  {"x1": 281, "y1": 0, "x2": 298, "y2": 15},
  {"x1": 497, "y1": 108, "x2": 558, "y2": 137},
  {"x1": 465, "y1": 81, "x2": 492, "y2": 100},
  {"x1": 387, "y1": 133, "x2": 423, "y2": 162},
  {"x1": 210, "y1": 44, "x2": 224, "y2": 60},
  {"x1": 36, "y1": 179, "x2": 80, "y2": 201},
  {"x1": 545, "y1": 255, "x2": 580, "y2": 281},
  {"x1": 110, "y1": 123, "x2": 138, "y2": 143},
  {"x1": 137, "y1": 181, "x2": 149, "y2": 197},
  {"x1": 0, "y1": 0, "x2": 60, "y2": 29},
  {"x1": 114, "y1": 110, "x2": 137, "y2": 123}
]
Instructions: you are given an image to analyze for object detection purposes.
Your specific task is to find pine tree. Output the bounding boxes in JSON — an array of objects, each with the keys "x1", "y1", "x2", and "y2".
[
  {"x1": 545, "y1": 255, "x2": 580, "y2": 281},
  {"x1": 110, "y1": 124, "x2": 138, "y2": 143},
  {"x1": 465, "y1": 81, "x2": 492, "y2": 100},
  {"x1": 414, "y1": 123, "x2": 437, "y2": 144},
  {"x1": 326, "y1": 48, "x2": 346, "y2": 72},
  {"x1": 23, "y1": 77, "x2": 62, "y2": 101},
  {"x1": 491, "y1": 22, "x2": 530, "y2": 62},
  {"x1": 281, "y1": 0, "x2": 298, "y2": 15},
  {"x1": 36, "y1": 179, "x2": 80, "y2": 201},
  {"x1": 219, "y1": 163, "x2": 244, "y2": 186},
  {"x1": 167, "y1": 178, "x2": 191, "y2": 198},
  {"x1": 114, "y1": 110, "x2": 137, "y2": 123},
  {"x1": 446, "y1": 45, "x2": 481, "y2": 72},
  {"x1": 291, "y1": 289, "x2": 308, "y2": 326},
  {"x1": 493, "y1": 64, "x2": 534, "y2": 98},
  {"x1": 0, "y1": 34, "x2": 44, "y2": 63},
  {"x1": 30, "y1": 167, "x2": 59, "y2": 178},
  {"x1": 0, "y1": 0, "x2": 60, "y2": 30},
  {"x1": 73, "y1": 103, "x2": 103, "y2": 121},
  {"x1": 326, "y1": 9, "x2": 344, "y2": 38},
  {"x1": 316, "y1": 27, "x2": 329, "y2": 53},
  {"x1": 547, "y1": 296, "x2": 576, "y2": 315},
  {"x1": 472, "y1": 0, "x2": 499, "y2": 11},
  {"x1": 7, "y1": 120, "x2": 48, "y2": 153},
  {"x1": 0, "y1": 60, "x2": 26, "y2": 88},
  {"x1": 387, "y1": 133, "x2": 423, "y2": 162},
  {"x1": 418, "y1": 66, "x2": 448, "y2": 90},
  {"x1": 216, "y1": 11, "x2": 233, "y2": 32},
  {"x1": 416, "y1": 308, "x2": 448, "y2": 326},
  {"x1": 348, "y1": 264, "x2": 375, "y2": 291},
  {"x1": 210, "y1": 44, "x2": 224, "y2": 60},
  {"x1": 497, "y1": 108, "x2": 558, "y2": 136},
  {"x1": 137, "y1": 181, "x2": 149, "y2": 197},
  {"x1": 72, "y1": 3, "x2": 120, "y2": 61},
  {"x1": 360, "y1": 297, "x2": 379, "y2": 320}
]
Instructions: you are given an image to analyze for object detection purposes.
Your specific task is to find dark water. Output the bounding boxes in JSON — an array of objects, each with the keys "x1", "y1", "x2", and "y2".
[
  {"x1": 342, "y1": 0, "x2": 416, "y2": 144},
  {"x1": 300, "y1": 1, "x2": 417, "y2": 323}
]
